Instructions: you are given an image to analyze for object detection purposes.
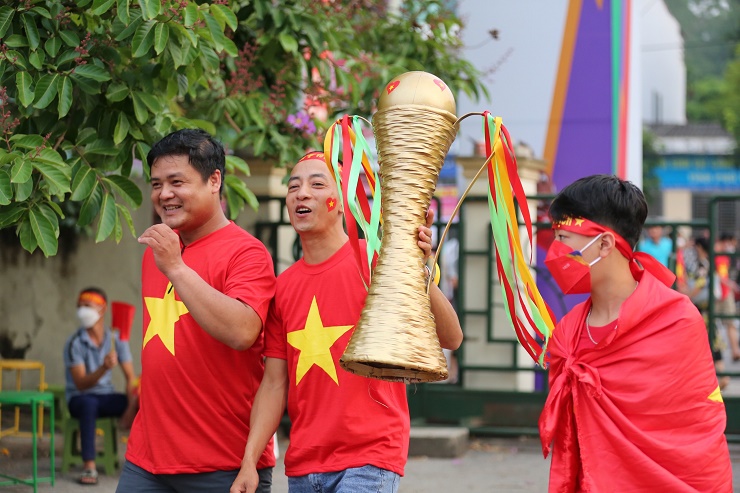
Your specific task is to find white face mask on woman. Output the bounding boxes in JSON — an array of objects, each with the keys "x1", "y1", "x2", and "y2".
[{"x1": 76, "y1": 306, "x2": 101, "y2": 329}]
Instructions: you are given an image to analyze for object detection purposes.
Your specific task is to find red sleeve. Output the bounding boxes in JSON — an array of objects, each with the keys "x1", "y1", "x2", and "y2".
[
  {"x1": 224, "y1": 238, "x2": 276, "y2": 325},
  {"x1": 263, "y1": 297, "x2": 287, "y2": 360}
]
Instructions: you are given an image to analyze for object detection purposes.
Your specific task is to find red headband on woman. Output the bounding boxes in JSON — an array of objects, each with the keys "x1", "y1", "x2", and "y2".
[{"x1": 552, "y1": 217, "x2": 676, "y2": 287}]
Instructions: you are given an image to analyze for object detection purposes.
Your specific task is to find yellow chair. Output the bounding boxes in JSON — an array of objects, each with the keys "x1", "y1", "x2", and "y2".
[{"x1": 48, "y1": 386, "x2": 119, "y2": 476}]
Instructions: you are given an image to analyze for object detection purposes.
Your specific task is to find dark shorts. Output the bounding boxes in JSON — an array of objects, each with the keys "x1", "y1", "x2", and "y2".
[{"x1": 115, "y1": 460, "x2": 272, "y2": 493}]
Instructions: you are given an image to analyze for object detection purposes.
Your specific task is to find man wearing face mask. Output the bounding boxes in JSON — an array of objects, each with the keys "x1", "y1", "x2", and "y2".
[
  {"x1": 63, "y1": 287, "x2": 136, "y2": 485},
  {"x1": 538, "y1": 175, "x2": 732, "y2": 493}
]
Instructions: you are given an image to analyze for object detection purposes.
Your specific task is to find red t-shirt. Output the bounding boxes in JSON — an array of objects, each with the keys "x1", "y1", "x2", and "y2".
[
  {"x1": 265, "y1": 241, "x2": 409, "y2": 477},
  {"x1": 126, "y1": 222, "x2": 277, "y2": 474}
]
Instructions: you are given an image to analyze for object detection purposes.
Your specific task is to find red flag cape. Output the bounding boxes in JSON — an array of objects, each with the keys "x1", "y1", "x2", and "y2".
[{"x1": 539, "y1": 271, "x2": 732, "y2": 492}]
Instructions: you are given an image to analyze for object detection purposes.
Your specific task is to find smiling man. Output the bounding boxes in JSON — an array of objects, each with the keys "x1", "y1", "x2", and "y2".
[
  {"x1": 230, "y1": 152, "x2": 462, "y2": 493},
  {"x1": 116, "y1": 129, "x2": 277, "y2": 493}
]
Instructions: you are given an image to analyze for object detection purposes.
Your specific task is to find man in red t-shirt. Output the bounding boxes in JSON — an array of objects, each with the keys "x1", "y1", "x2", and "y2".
[
  {"x1": 539, "y1": 175, "x2": 731, "y2": 492},
  {"x1": 230, "y1": 153, "x2": 462, "y2": 493},
  {"x1": 116, "y1": 129, "x2": 277, "y2": 493}
]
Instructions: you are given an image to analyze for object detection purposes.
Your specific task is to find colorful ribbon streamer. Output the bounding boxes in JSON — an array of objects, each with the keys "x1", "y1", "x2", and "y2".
[
  {"x1": 482, "y1": 112, "x2": 555, "y2": 367},
  {"x1": 323, "y1": 115, "x2": 382, "y2": 287}
]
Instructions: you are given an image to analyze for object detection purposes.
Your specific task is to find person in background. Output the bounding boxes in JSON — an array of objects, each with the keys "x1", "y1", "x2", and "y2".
[
  {"x1": 637, "y1": 223, "x2": 673, "y2": 268},
  {"x1": 64, "y1": 287, "x2": 136, "y2": 486}
]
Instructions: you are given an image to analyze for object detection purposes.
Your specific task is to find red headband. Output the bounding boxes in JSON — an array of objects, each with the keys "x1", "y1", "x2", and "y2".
[
  {"x1": 298, "y1": 151, "x2": 326, "y2": 163},
  {"x1": 79, "y1": 291, "x2": 106, "y2": 306},
  {"x1": 553, "y1": 217, "x2": 676, "y2": 287}
]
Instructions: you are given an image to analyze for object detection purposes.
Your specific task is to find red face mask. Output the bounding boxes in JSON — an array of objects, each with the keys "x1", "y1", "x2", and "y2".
[{"x1": 544, "y1": 234, "x2": 602, "y2": 294}]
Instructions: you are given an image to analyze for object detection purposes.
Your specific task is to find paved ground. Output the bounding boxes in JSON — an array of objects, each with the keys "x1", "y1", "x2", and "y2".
[{"x1": 0, "y1": 432, "x2": 738, "y2": 493}]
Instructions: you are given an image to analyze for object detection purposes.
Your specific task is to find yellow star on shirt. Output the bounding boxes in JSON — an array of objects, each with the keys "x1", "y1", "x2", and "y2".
[
  {"x1": 143, "y1": 283, "x2": 189, "y2": 356},
  {"x1": 287, "y1": 296, "x2": 353, "y2": 385}
]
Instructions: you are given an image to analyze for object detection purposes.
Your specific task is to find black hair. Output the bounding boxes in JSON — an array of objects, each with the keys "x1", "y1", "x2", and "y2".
[
  {"x1": 720, "y1": 232, "x2": 735, "y2": 242},
  {"x1": 147, "y1": 129, "x2": 226, "y2": 194},
  {"x1": 549, "y1": 174, "x2": 647, "y2": 248},
  {"x1": 79, "y1": 286, "x2": 107, "y2": 303},
  {"x1": 694, "y1": 236, "x2": 710, "y2": 253}
]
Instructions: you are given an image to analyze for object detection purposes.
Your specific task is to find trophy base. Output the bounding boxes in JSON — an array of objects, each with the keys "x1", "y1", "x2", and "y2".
[{"x1": 340, "y1": 358, "x2": 448, "y2": 384}]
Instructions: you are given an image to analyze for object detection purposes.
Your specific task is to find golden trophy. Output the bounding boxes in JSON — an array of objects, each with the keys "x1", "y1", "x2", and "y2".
[{"x1": 338, "y1": 71, "x2": 456, "y2": 383}]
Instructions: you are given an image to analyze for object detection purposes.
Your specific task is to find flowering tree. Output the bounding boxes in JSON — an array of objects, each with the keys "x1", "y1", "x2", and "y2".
[{"x1": 0, "y1": 0, "x2": 485, "y2": 256}]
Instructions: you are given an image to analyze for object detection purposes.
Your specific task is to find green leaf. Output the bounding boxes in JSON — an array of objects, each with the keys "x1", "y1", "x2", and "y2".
[
  {"x1": 34, "y1": 148, "x2": 67, "y2": 168},
  {"x1": 46, "y1": 200, "x2": 64, "y2": 220},
  {"x1": 92, "y1": 0, "x2": 116, "y2": 15},
  {"x1": 59, "y1": 30, "x2": 80, "y2": 47},
  {"x1": 278, "y1": 32, "x2": 298, "y2": 53},
  {"x1": 57, "y1": 76, "x2": 73, "y2": 118},
  {"x1": 116, "y1": 203, "x2": 136, "y2": 237},
  {"x1": 78, "y1": 181, "x2": 102, "y2": 226},
  {"x1": 33, "y1": 73, "x2": 59, "y2": 109},
  {"x1": 95, "y1": 193, "x2": 117, "y2": 242},
  {"x1": 32, "y1": 161, "x2": 70, "y2": 196},
  {"x1": 0, "y1": 6, "x2": 14, "y2": 39},
  {"x1": 44, "y1": 36, "x2": 62, "y2": 57},
  {"x1": 28, "y1": 49, "x2": 45, "y2": 70},
  {"x1": 131, "y1": 92, "x2": 148, "y2": 124},
  {"x1": 29, "y1": 206, "x2": 57, "y2": 256},
  {"x1": 204, "y1": 13, "x2": 226, "y2": 52},
  {"x1": 70, "y1": 165, "x2": 98, "y2": 201},
  {"x1": 154, "y1": 22, "x2": 169, "y2": 55},
  {"x1": 113, "y1": 113, "x2": 130, "y2": 145},
  {"x1": 69, "y1": 73, "x2": 101, "y2": 94},
  {"x1": 115, "y1": 11, "x2": 142, "y2": 41},
  {"x1": 135, "y1": 91, "x2": 160, "y2": 113},
  {"x1": 0, "y1": 168, "x2": 11, "y2": 205},
  {"x1": 106, "y1": 82, "x2": 129, "y2": 102},
  {"x1": 30, "y1": 7, "x2": 52, "y2": 19},
  {"x1": 15, "y1": 72, "x2": 34, "y2": 108},
  {"x1": 4, "y1": 36, "x2": 28, "y2": 49},
  {"x1": 10, "y1": 159, "x2": 33, "y2": 184},
  {"x1": 76, "y1": 128, "x2": 98, "y2": 146},
  {"x1": 117, "y1": 0, "x2": 130, "y2": 24},
  {"x1": 183, "y1": 3, "x2": 198, "y2": 27},
  {"x1": 21, "y1": 14, "x2": 40, "y2": 50},
  {"x1": 73, "y1": 64, "x2": 111, "y2": 81},
  {"x1": 135, "y1": 141, "x2": 151, "y2": 166},
  {"x1": 172, "y1": 23, "x2": 197, "y2": 47},
  {"x1": 137, "y1": 0, "x2": 160, "y2": 20},
  {"x1": 84, "y1": 140, "x2": 119, "y2": 156},
  {"x1": 132, "y1": 19, "x2": 156, "y2": 58},
  {"x1": 19, "y1": 218, "x2": 38, "y2": 254},
  {"x1": 14, "y1": 179, "x2": 33, "y2": 201},
  {"x1": 38, "y1": 203, "x2": 60, "y2": 236},
  {"x1": 103, "y1": 174, "x2": 142, "y2": 207},
  {"x1": 113, "y1": 208, "x2": 123, "y2": 242},
  {"x1": 225, "y1": 155, "x2": 250, "y2": 176},
  {"x1": 9, "y1": 134, "x2": 44, "y2": 149},
  {"x1": 210, "y1": 4, "x2": 238, "y2": 31},
  {"x1": 225, "y1": 174, "x2": 258, "y2": 210},
  {"x1": 0, "y1": 205, "x2": 24, "y2": 228}
]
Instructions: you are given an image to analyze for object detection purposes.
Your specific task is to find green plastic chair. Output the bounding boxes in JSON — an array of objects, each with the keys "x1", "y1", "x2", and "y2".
[{"x1": 48, "y1": 385, "x2": 119, "y2": 476}]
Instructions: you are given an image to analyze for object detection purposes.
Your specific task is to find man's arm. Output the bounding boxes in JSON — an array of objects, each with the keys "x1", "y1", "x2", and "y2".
[
  {"x1": 429, "y1": 282, "x2": 463, "y2": 350},
  {"x1": 69, "y1": 352, "x2": 117, "y2": 391},
  {"x1": 139, "y1": 223, "x2": 264, "y2": 350},
  {"x1": 119, "y1": 361, "x2": 136, "y2": 395},
  {"x1": 230, "y1": 357, "x2": 289, "y2": 493},
  {"x1": 418, "y1": 211, "x2": 463, "y2": 350}
]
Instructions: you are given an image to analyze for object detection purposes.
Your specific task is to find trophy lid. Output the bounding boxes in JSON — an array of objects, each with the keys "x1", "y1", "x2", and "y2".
[{"x1": 377, "y1": 71, "x2": 456, "y2": 116}]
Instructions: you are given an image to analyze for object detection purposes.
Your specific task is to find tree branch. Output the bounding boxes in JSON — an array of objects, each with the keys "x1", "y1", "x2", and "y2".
[{"x1": 224, "y1": 110, "x2": 242, "y2": 134}]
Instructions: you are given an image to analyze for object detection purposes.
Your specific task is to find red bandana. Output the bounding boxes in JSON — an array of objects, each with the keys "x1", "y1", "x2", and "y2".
[{"x1": 552, "y1": 217, "x2": 676, "y2": 287}]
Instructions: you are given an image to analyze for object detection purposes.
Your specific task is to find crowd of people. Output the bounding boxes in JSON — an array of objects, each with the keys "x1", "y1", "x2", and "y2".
[{"x1": 62, "y1": 129, "x2": 732, "y2": 492}]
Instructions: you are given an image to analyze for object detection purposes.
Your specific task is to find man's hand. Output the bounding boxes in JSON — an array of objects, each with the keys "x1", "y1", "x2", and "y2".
[
  {"x1": 102, "y1": 353, "x2": 118, "y2": 370},
  {"x1": 138, "y1": 224, "x2": 184, "y2": 276},
  {"x1": 418, "y1": 209, "x2": 435, "y2": 261},
  {"x1": 230, "y1": 465, "x2": 261, "y2": 493}
]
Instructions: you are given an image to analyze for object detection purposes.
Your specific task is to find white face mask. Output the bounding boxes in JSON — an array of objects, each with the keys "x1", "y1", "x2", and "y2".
[{"x1": 77, "y1": 306, "x2": 101, "y2": 329}]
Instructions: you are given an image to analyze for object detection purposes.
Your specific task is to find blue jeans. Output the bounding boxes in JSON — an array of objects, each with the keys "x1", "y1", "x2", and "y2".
[
  {"x1": 68, "y1": 393, "x2": 128, "y2": 462},
  {"x1": 116, "y1": 460, "x2": 273, "y2": 493},
  {"x1": 288, "y1": 465, "x2": 400, "y2": 493}
]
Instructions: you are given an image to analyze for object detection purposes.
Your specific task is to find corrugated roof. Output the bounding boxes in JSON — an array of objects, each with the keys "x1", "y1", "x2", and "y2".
[{"x1": 647, "y1": 123, "x2": 732, "y2": 139}]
